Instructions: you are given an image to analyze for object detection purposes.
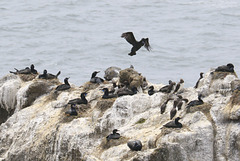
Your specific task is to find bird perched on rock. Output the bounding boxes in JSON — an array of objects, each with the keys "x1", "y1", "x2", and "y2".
[
  {"x1": 176, "y1": 96, "x2": 188, "y2": 110},
  {"x1": 194, "y1": 72, "x2": 204, "y2": 88},
  {"x1": 174, "y1": 79, "x2": 184, "y2": 93},
  {"x1": 160, "y1": 98, "x2": 173, "y2": 114},
  {"x1": 90, "y1": 71, "x2": 104, "y2": 83},
  {"x1": 215, "y1": 63, "x2": 234, "y2": 73},
  {"x1": 186, "y1": 94, "x2": 203, "y2": 109},
  {"x1": 170, "y1": 100, "x2": 178, "y2": 120},
  {"x1": 102, "y1": 88, "x2": 117, "y2": 99},
  {"x1": 121, "y1": 32, "x2": 151, "y2": 56},
  {"x1": 117, "y1": 86, "x2": 138, "y2": 97},
  {"x1": 38, "y1": 69, "x2": 61, "y2": 79},
  {"x1": 163, "y1": 117, "x2": 182, "y2": 128},
  {"x1": 55, "y1": 77, "x2": 71, "y2": 91},
  {"x1": 159, "y1": 82, "x2": 176, "y2": 93},
  {"x1": 10, "y1": 64, "x2": 37, "y2": 74},
  {"x1": 65, "y1": 104, "x2": 78, "y2": 116},
  {"x1": 68, "y1": 92, "x2": 88, "y2": 105},
  {"x1": 106, "y1": 129, "x2": 120, "y2": 141},
  {"x1": 127, "y1": 140, "x2": 142, "y2": 151},
  {"x1": 148, "y1": 86, "x2": 156, "y2": 96}
]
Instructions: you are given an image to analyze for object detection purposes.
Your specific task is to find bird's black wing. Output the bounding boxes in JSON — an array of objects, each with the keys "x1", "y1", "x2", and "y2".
[
  {"x1": 143, "y1": 38, "x2": 151, "y2": 51},
  {"x1": 121, "y1": 32, "x2": 137, "y2": 45}
]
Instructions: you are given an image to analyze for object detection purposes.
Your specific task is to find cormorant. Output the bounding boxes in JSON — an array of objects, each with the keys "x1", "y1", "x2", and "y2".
[
  {"x1": 215, "y1": 63, "x2": 234, "y2": 72},
  {"x1": 186, "y1": 94, "x2": 203, "y2": 109},
  {"x1": 38, "y1": 70, "x2": 61, "y2": 79},
  {"x1": 102, "y1": 88, "x2": 117, "y2": 99},
  {"x1": 90, "y1": 71, "x2": 104, "y2": 83},
  {"x1": 106, "y1": 129, "x2": 120, "y2": 141},
  {"x1": 127, "y1": 140, "x2": 142, "y2": 151},
  {"x1": 65, "y1": 104, "x2": 78, "y2": 116},
  {"x1": 163, "y1": 117, "x2": 182, "y2": 128},
  {"x1": 55, "y1": 77, "x2": 71, "y2": 91},
  {"x1": 148, "y1": 86, "x2": 155, "y2": 96},
  {"x1": 117, "y1": 86, "x2": 138, "y2": 97},
  {"x1": 10, "y1": 64, "x2": 37, "y2": 74},
  {"x1": 68, "y1": 92, "x2": 88, "y2": 105},
  {"x1": 159, "y1": 82, "x2": 176, "y2": 93},
  {"x1": 194, "y1": 72, "x2": 204, "y2": 88},
  {"x1": 170, "y1": 100, "x2": 178, "y2": 120},
  {"x1": 174, "y1": 79, "x2": 184, "y2": 93},
  {"x1": 160, "y1": 98, "x2": 173, "y2": 114},
  {"x1": 121, "y1": 32, "x2": 151, "y2": 56}
]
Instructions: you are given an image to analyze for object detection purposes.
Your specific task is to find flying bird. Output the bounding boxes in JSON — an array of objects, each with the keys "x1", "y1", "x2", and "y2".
[{"x1": 121, "y1": 32, "x2": 151, "y2": 56}]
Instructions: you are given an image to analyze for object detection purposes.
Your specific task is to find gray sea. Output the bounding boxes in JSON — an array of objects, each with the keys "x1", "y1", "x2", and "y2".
[{"x1": 1, "y1": 0, "x2": 240, "y2": 87}]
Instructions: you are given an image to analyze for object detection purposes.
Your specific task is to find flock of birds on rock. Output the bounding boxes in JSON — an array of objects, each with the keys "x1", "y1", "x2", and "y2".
[{"x1": 8, "y1": 31, "x2": 236, "y2": 151}]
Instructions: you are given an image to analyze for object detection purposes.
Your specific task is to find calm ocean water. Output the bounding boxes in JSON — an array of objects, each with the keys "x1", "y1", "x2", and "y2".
[{"x1": 1, "y1": 0, "x2": 240, "y2": 87}]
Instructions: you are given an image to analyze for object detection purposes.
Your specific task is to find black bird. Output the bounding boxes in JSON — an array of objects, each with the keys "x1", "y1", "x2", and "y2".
[
  {"x1": 121, "y1": 32, "x2": 151, "y2": 56},
  {"x1": 117, "y1": 86, "x2": 138, "y2": 97},
  {"x1": 170, "y1": 100, "x2": 178, "y2": 120},
  {"x1": 186, "y1": 94, "x2": 204, "y2": 109},
  {"x1": 148, "y1": 86, "x2": 156, "y2": 96},
  {"x1": 215, "y1": 63, "x2": 234, "y2": 72},
  {"x1": 174, "y1": 79, "x2": 184, "y2": 93},
  {"x1": 102, "y1": 88, "x2": 117, "y2": 99},
  {"x1": 68, "y1": 92, "x2": 88, "y2": 105},
  {"x1": 55, "y1": 77, "x2": 71, "y2": 91},
  {"x1": 106, "y1": 129, "x2": 120, "y2": 141},
  {"x1": 90, "y1": 71, "x2": 104, "y2": 83},
  {"x1": 159, "y1": 82, "x2": 176, "y2": 93},
  {"x1": 65, "y1": 104, "x2": 78, "y2": 116},
  {"x1": 127, "y1": 140, "x2": 142, "y2": 151},
  {"x1": 10, "y1": 64, "x2": 37, "y2": 74},
  {"x1": 38, "y1": 69, "x2": 61, "y2": 79},
  {"x1": 160, "y1": 98, "x2": 173, "y2": 114},
  {"x1": 194, "y1": 72, "x2": 204, "y2": 88},
  {"x1": 176, "y1": 98, "x2": 188, "y2": 111},
  {"x1": 163, "y1": 117, "x2": 182, "y2": 128}
]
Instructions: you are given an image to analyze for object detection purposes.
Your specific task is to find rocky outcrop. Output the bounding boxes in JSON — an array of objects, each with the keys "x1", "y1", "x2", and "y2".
[{"x1": 0, "y1": 67, "x2": 240, "y2": 161}]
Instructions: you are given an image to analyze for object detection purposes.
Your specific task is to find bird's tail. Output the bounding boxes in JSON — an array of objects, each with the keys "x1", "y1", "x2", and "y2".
[{"x1": 56, "y1": 71, "x2": 61, "y2": 77}]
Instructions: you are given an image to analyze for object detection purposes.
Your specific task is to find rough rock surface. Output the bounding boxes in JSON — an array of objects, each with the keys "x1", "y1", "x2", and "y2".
[
  {"x1": 0, "y1": 68, "x2": 240, "y2": 161},
  {"x1": 119, "y1": 68, "x2": 144, "y2": 88}
]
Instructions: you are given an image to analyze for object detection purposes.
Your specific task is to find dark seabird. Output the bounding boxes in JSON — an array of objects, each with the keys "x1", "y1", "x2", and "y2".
[
  {"x1": 160, "y1": 98, "x2": 173, "y2": 114},
  {"x1": 186, "y1": 94, "x2": 203, "y2": 109},
  {"x1": 117, "y1": 87, "x2": 138, "y2": 97},
  {"x1": 170, "y1": 100, "x2": 178, "y2": 120},
  {"x1": 55, "y1": 77, "x2": 71, "y2": 91},
  {"x1": 174, "y1": 79, "x2": 184, "y2": 93},
  {"x1": 176, "y1": 98, "x2": 188, "y2": 110},
  {"x1": 106, "y1": 129, "x2": 120, "y2": 141},
  {"x1": 163, "y1": 117, "x2": 182, "y2": 128},
  {"x1": 215, "y1": 63, "x2": 234, "y2": 72},
  {"x1": 90, "y1": 71, "x2": 104, "y2": 83},
  {"x1": 121, "y1": 32, "x2": 151, "y2": 56},
  {"x1": 10, "y1": 64, "x2": 37, "y2": 74},
  {"x1": 102, "y1": 88, "x2": 117, "y2": 99},
  {"x1": 68, "y1": 92, "x2": 88, "y2": 105},
  {"x1": 194, "y1": 72, "x2": 204, "y2": 88},
  {"x1": 127, "y1": 140, "x2": 142, "y2": 151},
  {"x1": 148, "y1": 86, "x2": 156, "y2": 96},
  {"x1": 38, "y1": 69, "x2": 61, "y2": 79},
  {"x1": 65, "y1": 104, "x2": 78, "y2": 116},
  {"x1": 159, "y1": 82, "x2": 176, "y2": 93}
]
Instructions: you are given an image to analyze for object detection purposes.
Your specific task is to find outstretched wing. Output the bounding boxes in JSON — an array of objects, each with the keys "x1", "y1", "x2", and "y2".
[
  {"x1": 121, "y1": 32, "x2": 137, "y2": 45},
  {"x1": 143, "y1": 38, "x2": 151, "y2": 51}
]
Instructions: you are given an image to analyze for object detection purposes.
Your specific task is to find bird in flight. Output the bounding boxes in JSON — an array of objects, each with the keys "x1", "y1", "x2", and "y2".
[{"x1": 121, "y1": 32, "x2": 151, "y2": 56}]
